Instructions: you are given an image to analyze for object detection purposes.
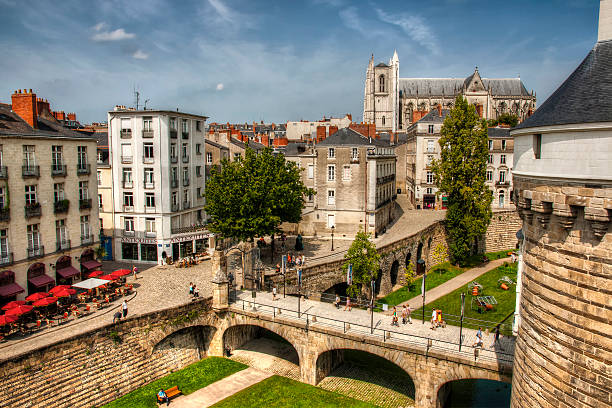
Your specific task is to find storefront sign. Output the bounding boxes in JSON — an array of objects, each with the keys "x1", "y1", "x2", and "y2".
[
  {"x1": 169, "y1": 233, "x2": 209, "y2": 243},
  {"x1": 121, "y1": 237, "x2": 158, "y2": 244}
]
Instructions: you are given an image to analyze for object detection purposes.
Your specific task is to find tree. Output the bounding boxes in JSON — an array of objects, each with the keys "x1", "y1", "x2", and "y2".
[
  {"x1": 487, "y1": 113, "x2": 518, "y2": 128},
  {"x1": 342, "y1": 230, "x2": 381, "y2": 298},
  {"x1": 403, "y1": 259, "x2": 416, "y2": 290},
  {"x1": 431, "y1": 95, "x2": 493, "y2": 264},
  {"x1": 205, "y1": 147, "x2": 314, "y2": 282},
  {"x1": 430, "y1": 243, "x2": 448, "y2": 274}
]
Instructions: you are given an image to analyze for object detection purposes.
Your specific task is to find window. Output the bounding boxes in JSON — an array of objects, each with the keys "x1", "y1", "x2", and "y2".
[
  {"x1": 123, "y1": 192, "x2": 134, "y2": 207},
  {"x1": 53, "y1": 183, "x2": 64, "y2": 202},
  {"x1": 351, "y1": 148, "x2": 358, "y2": 159},
  {"x1": 426, "y1": 171, "x2": 434, "y2": 184},
  {"x1": 307, "y1": 164, "x2": 314, "y2": 179},
  {"x1": 183, "y1": 167, "x2": 189, "y2": 180},
  {"x1": 143, "y1": 143, "x2": 154, "y2": 160},
  {"x1": 170, "y1": 117, "x2": 177, "y2": 130},
  {"x1": 170, "y1": 143, "x2": 177, "y2": 159},
  {"x1": 171, "y1": 192, "x2": 178, "y2": 206},
  {"x1": 379, "y1": 75, "x2": 385, "y2": 92},
  {"x1": 124, "y1": 217, "x2": 134, "y2": 233},
  {"x1": 0, "y1": 187, "x2": 4, "y2": 209},
  {"x1": 121, "y1": 143, "x2": 132, "y2": 162},
  {"x1": 206, "y1": 152, "x2": 213, "y2": 164},
  {"x1": 0, "y1": 229, "x2": 8, "y2": 261},
  {"x1": 98, "y1": 194, "x2": 103, "y2": 208},
  {"x1": 196, "y1": 166, "x2": 202, "y2": 177},
  {"x1": 121, "y1": 118, "x2": 131, "y2": 132},
  {"x1": 27, "y1": 224, "x2": 41, "y2": 250},
  {"x1": 427, "y1": 140, "x2": 435, "y2": 152},
  {"x1": 196, "y1": 121, "x2": 202, "y2": 131},
  {"x1": 327, "y1": 165, "x2": 335, "y2": 181},
  {"x1": 80, "y1": 215, "x2": 90, "y2": 239},
  {"x1": 327, "y1": 189, "x2": 335, "y2": 205},
  {"x1": 25, "y1": 185, "x2": 37, "y2": 205},
  {"x1": 171, "y1": 167, "x2": 178, "y2": 182},
  {"x1": 488, "y1": 140, "x2": 493, "y2": 150},
  {"x1": 52, "y1": 146, "x2": 63, "y2": 170},
  {"x1": 196, "y1": 143, "x2": 201, "y2": 154},
  {"x1": 533, "y1": 134, "x2": 542, "y2": 159},
  {"x1": 500, "y1": 154, "x2": 506, "y2": 164},
  {"x1": 143, "y1": 116, "x2": 153, "y2": 131},
  {"x1": 428, "y1": 125, "x2": 434, "y2": 134},
  {"x1": 328, "y1": 148, "x2": 335, "y2": 158},
  {"x1": 181, "y1": 119, "x2": 188, "y2": 133},
  {"x1": 23, "y1": 145, "x2": 36, "y2": 166},
  {"x1": 97, "y1": 170, "x2": 101, "y2": 185},
  {"x1": 145, "y1": 193, "x2": 155, "y2": 208},
  {"x1": 183, "y1": 190, "x2": 189, "y2": 204},
  {"x1": 145, "y1": 218, "x2": 156, "y2": 236},
  {"x1": 78, "y1": 181, "x2": 89, "y2": 200},
  {"x1": 499, "y1": 170, "x2": 506, "y2": 183},
  {"x1": 97, "y1": 150, "x2": 104, "y2": 164},
  {"x1": 501, "y1": 140, "x2": 507, "y2": 150},
  {"x1": 427, "y1": 155, "x2": 434, "y2": 166},
  {"x1": 382, "y1": 116, "x2": 386, "y2": 126},
  {"x1": 486, "y1": 170, "x2": 493, "y2": 181},
  {"x1": 426, "y1": 187, "x2": 433, "y2": 195},
  {"x1": 342, "y1": 165, "x2": 350, "y2": 181},
  {"x1": 197, "y1": 187, "x2": 201, "y2": 197},
  {"x1": 77, "y1": 146, "x2": 87, "y2": 167},
  {"x1": 499, "y1": 190, "x2": 505, "y2": 207},
  {"x1": 488, "y1": 154, "x2": 493, "y2": 164},
  {"x1": 144, "y1": 168, "x2": 154, "y2": 187},
  {"x1": 122, "y1": 168, "x2": 132, "y2": 184},
  {"x1": 327, "y1": 214, "x2": 335, "y2": 228}
]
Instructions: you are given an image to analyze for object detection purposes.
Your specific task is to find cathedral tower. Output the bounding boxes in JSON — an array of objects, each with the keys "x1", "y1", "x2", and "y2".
[{"x1": 362, "y1": 51, "x2": 399, "y2": 132}]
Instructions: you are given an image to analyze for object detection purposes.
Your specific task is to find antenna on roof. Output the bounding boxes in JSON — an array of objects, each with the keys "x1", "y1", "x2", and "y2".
[
  {"x1": 144, "y1": 99, "x2": 150, "y2": 110},
  {"x1": 133, "y1": 85, "x2": 140, "y2": 110}
]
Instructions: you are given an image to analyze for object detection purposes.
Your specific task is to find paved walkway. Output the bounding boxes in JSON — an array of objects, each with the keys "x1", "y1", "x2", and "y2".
[
  {"x1": 170, "y1": 367, "x2": 271, "y2": 408},
  {"x1": 398, "y1": 258, "x2": 509, "y2": 310}
]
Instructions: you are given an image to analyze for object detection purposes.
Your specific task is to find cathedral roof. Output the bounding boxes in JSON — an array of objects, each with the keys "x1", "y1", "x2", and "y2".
[
  {"x1": 399, "y1": 77, "x2": 530, "y2": 97},
  {"x1": 515, "y1": 40, "x2": 612, "y2": 129}
]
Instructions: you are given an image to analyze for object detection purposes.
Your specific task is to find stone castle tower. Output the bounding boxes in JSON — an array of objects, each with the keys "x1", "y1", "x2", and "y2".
[
  {"x1": 510, "y1": 1, "x2": 612, "y2": 407},
  {"x1": 362, "y1": 50, "x2": 399, "y2": 133}
]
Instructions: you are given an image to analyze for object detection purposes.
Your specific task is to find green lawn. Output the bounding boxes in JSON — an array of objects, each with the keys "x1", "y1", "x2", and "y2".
[
  {"x1": 377, "y1": 249, "x2": 513, "y2": 307},
  {"x1": 210, "y1": 375, "x2": 376, "y2": 408},
  {"x1": 413, "y1": 262, "x2": 518, "y2": 335},
  {"x1": 101, "y1": 357, "x2": 247, "y2": 408}
]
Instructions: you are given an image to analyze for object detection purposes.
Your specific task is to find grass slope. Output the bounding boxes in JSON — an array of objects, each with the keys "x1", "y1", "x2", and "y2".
[
  {"x1": 210, "y1": 375, "x2": 376, "y2": 408},
  {"x1": 101, "y1": 357, "x2": 247, "y2": 408},
  {"x1": 378, "y1": 249, "x2": 512, "y2": 307}
]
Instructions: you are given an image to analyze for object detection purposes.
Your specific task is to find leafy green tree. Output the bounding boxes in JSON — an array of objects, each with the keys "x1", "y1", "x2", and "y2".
[
  {"x1": 403, "y1": 260, "x2": 416, "y2": 290},
  {"x1": 487, "y1": 113, "x2": 518, "y2": 128},
  {"x1": 430, "y1": 243, "x2": 448, "y2": 274},
  {"x1": 342, "y1": 230, "x2": 380, "y2": 298},
  {"x1": 431, "y1": 95, "x2": 493, "y2": 264}
]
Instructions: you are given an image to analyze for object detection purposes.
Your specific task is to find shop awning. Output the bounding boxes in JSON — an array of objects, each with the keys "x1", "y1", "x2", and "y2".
[
  {"x1": 72, "y1": 278, "x2": 109, "y2": 290},
  {"x1": 28, "y1": 274, "x2": 55, "y2": 288},
  {"x1": 56, "y1": 266, "x2": 81, "y2": 279},
  {"x1": 81, "y1": 260, "x2": 102, "y2": 270},
  {"x1": 0, "y1": 283, "x2": 25, "y2": 297}
]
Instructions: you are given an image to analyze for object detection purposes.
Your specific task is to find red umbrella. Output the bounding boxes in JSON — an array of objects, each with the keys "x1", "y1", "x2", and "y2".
[
  {"x1": 88, "y1": 270, "x2": 104, "y2": 278},
  {"x1": 53, "y1": 288, "x2": 76, "y2": 298},
  {"x1": 99, "y1": 274, "x2": 116, "y2": 281},
  {"x1": 5, "y1": 304, "x2": 34, "y2": 316},
  {"x1": 113, "y1": 269, "x2": 131, "y2": 277},
  {"x1": 32, "y1": 297, "x2": 59, "y2": 307},
  {"x1": 2, "y1": 300, "x2": 26, "y2": 311},
  {"x1": 0, "y1": 314, "x2": 17, "y2": 326},
  {"x1": 49, "y1": 285, "x2": 71, "y2": 295},
  {"x1": 26, "y1": 292, "x2": 49, "y2": 302}
]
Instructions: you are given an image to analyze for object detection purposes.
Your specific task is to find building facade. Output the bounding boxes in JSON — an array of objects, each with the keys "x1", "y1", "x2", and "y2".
[
  {"x1": 363, "y1": 53, "x2": 536, "y2": 132},
  {"x1": 108, "y1": 108, "x2": 211, "y2": 263},
  {"x1": 510, "y1": 3, "x2": 612, "y2": 406},
  {"x1": 0, "y1": 90, "x2": 100, "y2": 306}
]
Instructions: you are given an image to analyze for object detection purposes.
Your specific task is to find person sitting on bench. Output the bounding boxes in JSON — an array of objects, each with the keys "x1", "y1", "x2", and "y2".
[{"x1": 158, "y1": 388, "x2": 169, "y2": 406}]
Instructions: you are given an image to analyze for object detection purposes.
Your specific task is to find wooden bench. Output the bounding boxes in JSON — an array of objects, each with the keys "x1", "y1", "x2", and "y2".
[{"x1": 157, "y1": 386, "x2": 182, "y2": 403}]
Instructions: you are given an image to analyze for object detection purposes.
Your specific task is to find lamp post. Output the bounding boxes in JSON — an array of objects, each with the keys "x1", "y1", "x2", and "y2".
[
  {"x1": 459, "y1": 292, "x2": 466, "y2": 351},
  {"x1": 331, "y1": 226, "x2": 335, "y2": 251},
  {"x1": 370, "y1": 279, "x2": 375, "y2": 334}
]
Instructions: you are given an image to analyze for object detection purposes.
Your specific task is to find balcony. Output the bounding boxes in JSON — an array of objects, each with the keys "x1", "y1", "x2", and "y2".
[
  {"x1": 144, "y1": 231, "x2": 157, "y2": 238},
  {"x1": 182, "y1": 155, "x2": 189, "y2": 163},
  {"x1": 51, "y1": 164, "x2": 67, "y2": 177},
  {"x1": 0, "y1": 207, "x2": 9, "y2": 222},
  {"x1": 142, "y1": 130, "x2": 154, "y2": 138},
  {"x1": 0, "y1": 166, "x2": 7, "y2": 179},
  {"x1": 81, "y1": 234, "x2": 93, "y2": 245},
  {"x1": 120, "y1": 129, "x2": 132, "y2": 139},
  {"x1": 376, "y1": 175, "x2": 395, "y2": 185},
  {"x1": 171, "y1": 179, "x2": 179, "y2": 188},
  {"x1": 170, "y1": 129, "x2": 177, "y2": 139},
  {"x1": 122, "y1": 180, "x2": 133, "y2": 188},
  {"x1": 22, "y1": 165, "x2": 40, "y2": 179},
  {"x1": 0, "y1": 252, "x2": 13, "y2": 266},
  {"x1": 122, "y1": 229, "x2": 134, "y2": 237},
  {"x1": 143, "y1": 156, "x2": 154, "y2": 164},
  {"x1": 79, "y1": 198, "x2": 92, "y2": 210},
  {"x1": 182, "y1": 131, "x2": 189, "y2": 139},
  {"x1": 77, "y1": 163, "x2": 91, "y2": 175},
  {"x1": 123, "y1": 205, "x2": 134, "y2": 212},
  {"x1": 171, "y1": 224, "x2": 207, "y2": 235},
  {"x1": 182, "y1": 178, "x2": 190, "y2": 187},
  {"x1": 171, "y1": 202, "x2": 180, "y2": 212},
  {"x1": 56, "y1": 239, "x2": 71, "y2": 251},
  {"x1": 170, "y1": 156, "x2": 178, "y2": 163},
  {"x1": 25, "y1": 203, "x2": 41, "y2": 218},
  {"x1": 144, "y1": 181, "x2": 155, "y2": 189},
  {"x1": 121, "y1": 155, "x2": 133, "y2": 164},
  {"x1": 54, "y1": 199, "x2": 70, "y2": 214},
  {"x1": 496, "y1": 180, "x2": 510, "y2": 187},
  {"x1": 27, "y1": 246, "x2": 44, "y2": 259},
  {"x1": 183, "y1": 201, "x2": 191, "y2": 210}
]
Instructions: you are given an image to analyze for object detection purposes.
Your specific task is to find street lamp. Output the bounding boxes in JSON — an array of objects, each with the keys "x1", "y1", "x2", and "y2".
[
  {"x1": 370, "y1": 279, "x2": 375, "y2": 334},
  {"x1": 331, "y1": 225, "x2": 335, "y2": 251}
]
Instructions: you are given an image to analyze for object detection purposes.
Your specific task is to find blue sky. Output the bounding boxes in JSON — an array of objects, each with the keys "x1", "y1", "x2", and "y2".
[{"x1": 0, "y1": 0, "x2": 600, "y2": 124}]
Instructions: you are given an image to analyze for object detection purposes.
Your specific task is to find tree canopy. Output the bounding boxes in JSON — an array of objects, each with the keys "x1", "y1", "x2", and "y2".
[
  {"x1": 342, "y1": 230, "x2": 381, "y2": 298},
  {"x1": 204, "y1": 147, "x2": 314, "y2": 242},
  {"x1": 431, "y1": 95, "x2": 493, "y2": 264},
  {"x1": 487, "y1": 113, "x2": 518, "y2": 128}
]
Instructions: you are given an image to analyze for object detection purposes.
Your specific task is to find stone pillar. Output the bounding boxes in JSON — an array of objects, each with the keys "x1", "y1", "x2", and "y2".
[
  {"x1": 211, "y1": 249, "x2": 227, "y2": 279},
  {"x1": 212, "y1": 250, "x2": 229, "y2": 313},
  {"x1": 300, "y1": 349, "x2": 318, "y2": 386},
  {"x1": 414, "y1": 377, "x2": 436, "y2": 408}
]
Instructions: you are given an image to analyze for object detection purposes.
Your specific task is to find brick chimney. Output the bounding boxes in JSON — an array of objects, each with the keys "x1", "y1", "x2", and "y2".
[
  {"x1": 328, "y1": 126, "x2": 338, "y2": 137},
  {"x1": 36, "y1": 98, "x2": 51, "y2": 117},
  {"x1": 67, "y1": 112, "x2": 76, "y2": 121},
  {"x1": 12, "y1": 89, "x2": 38, "y2": 128},
  {"x1": 437, "y1": 104, "x2": 442, "y2": 116}
]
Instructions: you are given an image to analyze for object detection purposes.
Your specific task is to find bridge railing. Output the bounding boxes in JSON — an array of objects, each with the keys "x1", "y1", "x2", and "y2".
[{"x1": 231, "y1": 298, "x2": 515, "y2": 365}]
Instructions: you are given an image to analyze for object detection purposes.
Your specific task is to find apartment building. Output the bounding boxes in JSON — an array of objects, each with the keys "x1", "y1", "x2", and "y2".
[
  {"x1": 108, "y1": 107, "x2": 211, "y2": 263},
  {"x1": 0, "y1": 90, "x2": 100, "y2": 306},
  {"x1": 486, "y1": 127, "x2": 514, "y2": 208}
]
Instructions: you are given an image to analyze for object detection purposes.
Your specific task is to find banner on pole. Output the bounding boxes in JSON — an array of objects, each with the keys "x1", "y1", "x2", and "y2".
[
  {"x1": 297, "y1": 269, "x2": 302, "y2": 286},
  {"x1": 347, "y1": 264, "x2": 353, "y2": 285},
  {"x1": 282, "y1": 255, "x2": 287, "y2": 274},
  {"x1": 421, "y1": 272, "x2": 426, "y2": 297}
]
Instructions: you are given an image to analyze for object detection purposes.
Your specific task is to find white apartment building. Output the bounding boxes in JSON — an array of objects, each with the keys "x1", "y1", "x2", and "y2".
[{"x1": 108, "y1": 107, "x2": 211, "y2": 263}]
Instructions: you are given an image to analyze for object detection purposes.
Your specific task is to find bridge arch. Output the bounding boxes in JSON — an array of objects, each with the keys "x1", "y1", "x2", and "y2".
[
  {"x1": 152, "y1": 325, "x2": 217, "y2": 359},
  {"x1": 405, "y1": 251, "x2": 412, "y2": 268},
  {"x1": 435, "y1": 377, "x2": 512, "y2": 408},
  {"x1": 390, "y1": 260, "x2": 400, "y2": 287}
]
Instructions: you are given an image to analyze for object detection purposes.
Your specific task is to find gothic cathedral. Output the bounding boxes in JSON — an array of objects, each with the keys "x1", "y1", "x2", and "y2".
[{"x1": 363, "y1": 51, "x2": 537, "y2": 132}]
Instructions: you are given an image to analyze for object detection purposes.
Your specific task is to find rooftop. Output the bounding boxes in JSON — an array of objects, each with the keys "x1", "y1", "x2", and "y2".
[{"x1": 316, "y1": 127, "x2": 389, "y2": 147}]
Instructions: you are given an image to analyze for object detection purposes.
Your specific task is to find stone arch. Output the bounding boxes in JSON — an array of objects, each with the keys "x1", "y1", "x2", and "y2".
[
  {"x1": 435, "y1": 377, "x2": 512, "y2": 408},
  {"x1": 322, "y1": 281, "x2": 349, "y2": 298},
  {"x1": 390, "y1": 260, "x2": 399, "y2": 287},
  {"x1": 405, "y1": 251, "x2": 412, "y2": 268},
  {"x1": 222, "y1": 324, "x2": 300, "y2": 361},
  {"x1": 374, "y1": 269, "x2": 383, "y2": 294},
  {"x1": 152, "y1": 325, "x2": 217, "y2": 359},
  {"x1": 417, "y1": 242, "x2": 423, "y2": 261}
]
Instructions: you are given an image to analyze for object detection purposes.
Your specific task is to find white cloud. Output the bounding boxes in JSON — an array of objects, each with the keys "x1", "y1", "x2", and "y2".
[
  {"x1": 133, "y1": 49, "x2": 149, "y2": 59},
  {"x1": 339, "y1": 7, "x2": 367, "y2": 36},
  {"x1": 376, "y1": 8, "x2": 440, "y2": 55},
  {"x1": 208, "y1": 0, "x2": 233, "y2": 22},
  {"x1": 216, "y1": 83, "x2": 224, "y2": 91},
  {"x1": 93, "y1": 22, "x2": 107, "y2": 31},
  {"x1": 91, "y1": 28, "x2": 135, "y2": 42}
]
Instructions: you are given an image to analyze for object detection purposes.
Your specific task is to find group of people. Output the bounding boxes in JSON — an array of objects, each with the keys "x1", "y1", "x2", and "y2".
[
  {"x1": 188, "y1": 283, "x2": 200, "y2": 298},
  {"x1": 472, "y1": 325, "x2": 503, "y2": 349},
  {"x1": 275, "y1": 254, "x2": 306, "y2": 273},
  {"x1": 391, "y1": 305, "x2": 413, "y2": 326},
  {"x1": 112, "y1": 300, "x2": 129, "y2": 324},
  {"x1": 430, "y1": 309, "x2": 445, "y2": 329}
]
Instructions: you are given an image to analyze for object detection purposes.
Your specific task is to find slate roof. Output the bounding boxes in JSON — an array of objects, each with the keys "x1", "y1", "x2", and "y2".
[
  {"x1": 282, "y1": 142, "x2": 309, "y2": 156},
  {"x1": 487, "y1": 127, "x2": 511, "y2": 138},
  {"x1": 316, "y1": 127, "x2": 388, "y2": 147},
  {"x1": 419, "y1": 109, "x2": 450, "y2": 123},
  {"x1": 205, "y1": 139, "x2": 229, "y2": 150},
  {"x1": 515, "y1": 40, "x2": 612, "y2": 129},
  {"x1": 399, "y1": 78, "x2": 530, "y2": 97}
]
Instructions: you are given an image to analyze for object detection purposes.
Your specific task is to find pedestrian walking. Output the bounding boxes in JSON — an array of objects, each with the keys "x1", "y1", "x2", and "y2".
[
  {"x1": 113, "y1": 311, "x2": 122, "y2": 324},
  {"x1": 189, "y1": 282, "x2": 194, "y2": 296},
  {"x1": 122, "y1": 300, "x2": 128, "y2": 318},
  {"x1": 401, "y1": 305, "x2": 408, "y2": 324},
  {"x1": 334, "y1": 294, "x2": 340, "y2": 309},
  {"x1": 490, "y1": 325, "x2": 503, "y2": 350},
  {"x1": 344, "y1": 297, "x2": 351, "y2": 311},
  {"x1": 272, "y1": 285, "x2": 277, "y2": 301},
  {"x1": 430, "y1": 309, "x2": 437, "y2": 330},
  {"x1": 473, "y1": 327, "x2": 484, "y2": 348},
  {"x1": 392, "y1": 307, "x2": 399, "y2": 326},
  {"x1": 407, "y1": 304, "x2": 412, "y2": 324},
  {"x1": 132, "y1": 265, "x2": 138, "y2": 280},
  {"x1": 193, "y1": 285, "x2": 199, "y2": 297}
]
